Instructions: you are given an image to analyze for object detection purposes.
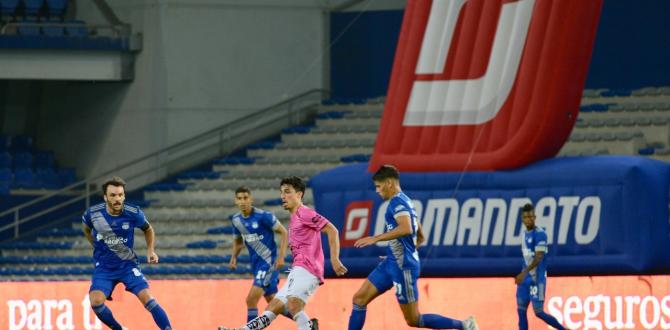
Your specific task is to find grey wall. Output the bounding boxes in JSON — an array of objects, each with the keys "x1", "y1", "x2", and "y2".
[{"x1": 32, "y1": 0, "x2": 326, "y2": 181}]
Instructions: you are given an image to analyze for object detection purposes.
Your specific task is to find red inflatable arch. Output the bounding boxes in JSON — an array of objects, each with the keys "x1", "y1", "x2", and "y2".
[{"x1": 369, "y1": 0, "x2": 603, "y2": 172}]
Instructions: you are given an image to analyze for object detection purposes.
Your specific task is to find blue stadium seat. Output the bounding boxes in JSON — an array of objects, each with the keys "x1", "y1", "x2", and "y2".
[
  {"x1": 65, "y1": 19, "x2": 87, "y2": 37},
  {"x1": 0, "y1": 183, "x2": 9, "y2": 195},
  {"x1": 34, "y1": 151, "x2": 54, "y2": 169},
  {"x1": 206, "y1": 225, "x2": 234, "y2": 234},
  {"x1": 23, "y1": 0, "x2": 44, "y2": 16},
  {"x1": 185, "y1": 240, "x2": 217, "y2": 249},
  {"x1": 36, "y1": 168, "x2": 60, "y2": 188},
  {"x1": 57, "y1": 167, "x2": 76, "y2": 186},
  {"x1": 263, "y1": 198, "x2": 283, "y2": 206},
  {"x1": 46, "y1": 0, "x2": 65, "y2": 17},
  {"x1": 12, "y1": 151, "x2": 32, "y2": 169},
  {"x1": 12, "y1": 168, "x2": 37, "y2": 189},
  {"x1": 0, "y1": 152, "x2": 11, "y2": 169},
  {"x1": 0, "y1": 0, "x2": 20, "y2": 17},
  {"x1": 639, "y1": 147, "x2": 655, "y2": 156},
  {"x1": 17, "y1": 19, "x2": 40, "y2": 35},
  {"x1": 42, "y1": 24, "x2": 64, "y2": 36}
]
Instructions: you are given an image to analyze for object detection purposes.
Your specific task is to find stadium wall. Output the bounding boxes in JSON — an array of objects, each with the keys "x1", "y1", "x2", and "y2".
[
  {"x1": 2, "y1": 277, "x2": 670, "y2": 329},
  {"x1": 29, "y1": 0, "x2": 325, "y2": 180}
]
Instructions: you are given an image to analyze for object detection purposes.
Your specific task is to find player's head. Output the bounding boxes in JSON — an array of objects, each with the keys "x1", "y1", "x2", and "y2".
[
  {"x1": 234, "y1": 186, "x2": 253, "y2": 214},
  {"x1": 372, "y1": 164, "x2": 400, "y2": 200},
  {"x1": 521, "y1": 203, "x2": 536, "y2": 230},
  {"x1": 102, "y1": 176, "x2": 126, "y2": 214},
  {"x1": 280, "y1": 176, "x2": 305, "y2": 211}
]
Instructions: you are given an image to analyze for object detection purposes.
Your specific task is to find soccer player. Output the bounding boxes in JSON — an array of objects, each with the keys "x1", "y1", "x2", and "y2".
[
  {"x1": 347, "y1": 165, "x2": 479, "y2": 330},
  {"x1": 82, "y1": 176, "x2": 172, "y2": 330},
  {"x1": 229, "y1": 186, "x2": 289, "y2": 322},
  {"x1": 219, "y1": 176, "x2": 348, "y2": 330},
  {"x1": 516, "y1": 203, "x2": 569, "y2": 330}
]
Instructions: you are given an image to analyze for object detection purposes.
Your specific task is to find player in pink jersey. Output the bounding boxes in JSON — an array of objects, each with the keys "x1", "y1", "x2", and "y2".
[{"x1": 219, "y1": 176, "x2": 347, "y2": 330}]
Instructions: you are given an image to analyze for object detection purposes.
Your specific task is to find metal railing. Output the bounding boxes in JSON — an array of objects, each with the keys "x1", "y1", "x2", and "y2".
[{"x1": 0, "y1": 89, "x2": 329, "y2": 240}]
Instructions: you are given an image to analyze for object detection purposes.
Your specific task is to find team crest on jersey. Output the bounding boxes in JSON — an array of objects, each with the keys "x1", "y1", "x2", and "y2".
[
  {"x1": 122, "y1": 222, "x2": 130, "y2": 230},
  {"x1": 251, "y1": 222, "x2": 259, "y2": 229}
]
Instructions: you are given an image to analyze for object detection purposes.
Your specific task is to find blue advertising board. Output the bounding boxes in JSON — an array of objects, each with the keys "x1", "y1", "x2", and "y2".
[{"x1": 311, "y1": 156, "x2": 670, "y2": 277}]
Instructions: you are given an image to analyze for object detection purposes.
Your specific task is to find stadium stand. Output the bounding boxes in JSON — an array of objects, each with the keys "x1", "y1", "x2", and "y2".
[{"x1": 0, "y1": 134, "x2": 77, "y2": 194}]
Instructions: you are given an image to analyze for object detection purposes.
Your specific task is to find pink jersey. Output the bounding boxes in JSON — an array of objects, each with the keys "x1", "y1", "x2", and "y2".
[{"x1": 289, "y1": 204, "x2": 329, "y2": 283}]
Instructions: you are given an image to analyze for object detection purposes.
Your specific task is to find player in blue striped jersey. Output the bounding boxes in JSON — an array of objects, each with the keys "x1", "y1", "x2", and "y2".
[
  {"x1": 82, "y1": 176, "x2": 171, "y2": 330},
  {"x1": 516, "y1": 203, "x2": 569, "y2": 330},
  {"x1": 348, "y1": 165, "x2": 478, "y2": 330},
  {"x1": 229, "y1": 186, "x2": 289, "y2": 323}
]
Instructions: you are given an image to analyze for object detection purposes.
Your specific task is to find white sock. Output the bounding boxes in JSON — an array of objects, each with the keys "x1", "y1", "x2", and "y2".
[
  {"x1": 293, "y1": 311, "x2": 311, "y2": 330},
  {"x1": 244, "y1": 311, "x2": 276, "y2": 330}
]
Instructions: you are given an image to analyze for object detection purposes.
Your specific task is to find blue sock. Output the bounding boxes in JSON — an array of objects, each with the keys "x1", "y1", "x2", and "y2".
[
  {"x1": 419, "y1": 314, "x2": 463, "y2": 329},
  {"x1": 92, "y1": 304, "x2": 123, "y2": 330},
  {"x1": 348, "y1": 304, "x2": 367, "y2": 330},
  {"x1": 248, "y1": 308, "x2": 259, "y2": 322},
  {"x1": 517, "y1": 308, "x2": 529, "y2": 330},
  {"x1": 536, "y1": 311, "x2": 566, "y2": 330},
  {"x1": 145, "y1": 299, "x2": 172, "y2": 330}
]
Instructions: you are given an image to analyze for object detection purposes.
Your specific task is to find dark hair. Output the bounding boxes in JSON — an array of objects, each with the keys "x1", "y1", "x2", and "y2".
[
  {"x1": 372, "y1": 164, "x2": 400, "y2": 182},
  {"x1": 280, "y1": 176, "x2": 306, "y2": 194},
  {"x1": 102, "y1": 176, "x2": 126, "y2": 195},
  {"x1": 235, "y1": 186, "x2": 251, "y2": 195},
  {"x1": 521, "y1": 203, "x2": 535, "y2": 213}
]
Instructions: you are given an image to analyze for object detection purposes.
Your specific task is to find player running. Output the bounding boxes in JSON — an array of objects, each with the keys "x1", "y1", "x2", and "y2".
[{"x1": 347, "y1": 165, "x2": 478, "y2": 330}]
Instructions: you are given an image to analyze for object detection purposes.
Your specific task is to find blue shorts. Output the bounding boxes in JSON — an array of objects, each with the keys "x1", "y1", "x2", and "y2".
[
  {"x1": 516, "y1": 276, "x2": 547, "y2": 310},
  {"x1": 90, "y1": 265, "x2": 149, "y2": 298},
  {"x1": 251, "y1": 264, "x2": 279, "y2": 296},
  {"x1": 367, "y1": 258, "x2": 419, "y2": 304}
]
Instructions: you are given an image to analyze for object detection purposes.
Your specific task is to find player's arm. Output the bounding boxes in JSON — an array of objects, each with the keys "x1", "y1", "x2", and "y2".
[
  {"x1": 321, "y1": 222, "x2": 348, "y2": 276},
  {"x1": 229, "y1": 236, "x2": 244, "y2": 270},
  {"x1": 354, "y1": 215, "x2": 412, "y2": 248},
  {"x1": 515, "y1": 251, "x2": 545, "y2": 284},
  {"x1": 141, "y1": 222, "x2": 159, "y2": 264},
  {"x1": 272, "y1": 222, "x2": 288, "y2": 270},
  {"x1": 82, "y1": 224, "x2": 94, "y2": 246}
]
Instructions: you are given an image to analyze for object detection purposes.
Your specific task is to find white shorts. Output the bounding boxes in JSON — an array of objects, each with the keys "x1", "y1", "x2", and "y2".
[{"x1": 275, "y1": 266, "x2": 320, "y2": 304}]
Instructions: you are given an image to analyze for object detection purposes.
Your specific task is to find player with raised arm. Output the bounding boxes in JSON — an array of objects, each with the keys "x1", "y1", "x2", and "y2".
[
  {"x1": 219, "y1": 176, "x2": 347, "y2": 330},
  {"x1": 82, "y1": 176, "x2": 172, "y2": 330},
  {"x1": 516, "y1": 203, "x2": 570, "y2": 330},
  {"x1": 228, "y1": 186, "x2": 289, "y2": 322},
  {"x1": 347, "y1": 165, "x2": 478, "y2": 330}
]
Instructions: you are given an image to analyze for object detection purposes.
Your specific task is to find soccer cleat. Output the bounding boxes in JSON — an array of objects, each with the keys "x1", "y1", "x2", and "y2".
[
  {"x1": 463, "y1": 316, "x2": 479, "y2": 330},
  {"x1": 217, "y1": 327, "x2": 243, "y2": 330},
  {"x1": 309, "y1": 318, "x2": 319, "y2": 330}
]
